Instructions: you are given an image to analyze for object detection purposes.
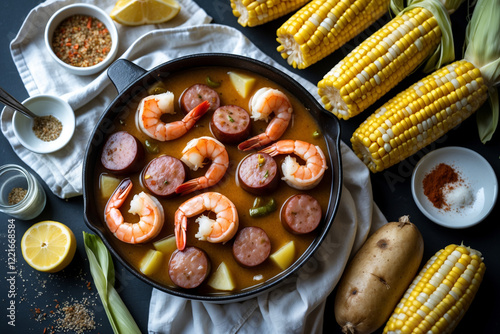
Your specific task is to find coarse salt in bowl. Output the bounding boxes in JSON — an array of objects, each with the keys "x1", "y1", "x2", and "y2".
[{"x1": 44, "y1": 3, "x2": 119, "y2": 76}]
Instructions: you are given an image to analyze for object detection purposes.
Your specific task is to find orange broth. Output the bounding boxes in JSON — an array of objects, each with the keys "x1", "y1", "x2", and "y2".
[{"x1": 94, "y1": 67, "x2": 332, "y2": 294}]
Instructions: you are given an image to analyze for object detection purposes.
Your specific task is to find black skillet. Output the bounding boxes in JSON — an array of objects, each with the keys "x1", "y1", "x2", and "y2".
[{"x1": 82, "y1": 53, "x2": 342, "y2": 302}]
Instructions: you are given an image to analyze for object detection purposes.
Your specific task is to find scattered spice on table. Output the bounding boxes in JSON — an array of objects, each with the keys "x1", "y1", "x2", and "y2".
[
  {"x1": 52, "y1": 14, "x2": 112, "y2": 67},
  {"x1": 54, "y1": 299, "x2": 96, "y2": 334},
  {"x1": 8, "y1": 187, "x2": 27, "y2": 204},
  {"x1": 422, "y1": 163, "x2": 473, "y2": 211},
  {"x1": 33, "y1": 115, "x2": 63, "y2": 142}
]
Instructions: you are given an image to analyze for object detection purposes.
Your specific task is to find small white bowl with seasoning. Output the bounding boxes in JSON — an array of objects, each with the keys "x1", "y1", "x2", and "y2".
[
  {"x1": 411, "y1": 147, "x2": 498, "y2": 229},
  {"x1": 12, "y1": 95, "x2": 75, "y2": 154},
  {"x1": 44, "y1": 3, "x2": 119, "y2": 76}
]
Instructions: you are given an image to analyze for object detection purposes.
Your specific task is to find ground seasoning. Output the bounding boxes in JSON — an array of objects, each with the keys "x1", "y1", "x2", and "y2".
[
  {"x1": 8, "y1": 187, "x2": 27, "y2": 204},
  {"x1": 422, "y1": 163, "x2": 458, "y2": 209},
  {"x1": 54, "y1": 300, "x2": 96, "y2": 334},
  {"x1": 33, "y1": 115, "x2": 63, "y2": 142},
  {"x1": 52, "y1": 14, "x2": 112, "y2": 67}
]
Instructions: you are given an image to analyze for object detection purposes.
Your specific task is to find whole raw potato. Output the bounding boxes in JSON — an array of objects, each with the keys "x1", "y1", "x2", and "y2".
[{"x1": 334, "y1": 216, "x2": 424, "y2": 334}]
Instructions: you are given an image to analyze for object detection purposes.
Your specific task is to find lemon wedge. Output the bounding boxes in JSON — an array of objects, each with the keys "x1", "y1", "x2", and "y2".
[
  {"x1": 110, "y1": 0, "x2": 181, "y2": 26},
  {"x1": 21, "y1": 221, "x2": 77, "y2": 273}
]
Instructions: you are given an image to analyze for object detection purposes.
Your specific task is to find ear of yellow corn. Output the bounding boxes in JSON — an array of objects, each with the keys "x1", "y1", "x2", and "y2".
[
  {"x1": 230, "y1": 0, "x2": 310, "y2": 27},
  {"x1": 317, "y1": 0, "x2": 460, "y2": 120},
  {"x1": 384, "y1": 244, "x2": 485, "y2": 334},
  {"x1": 276, "y1": 0, "x2": 391, "y2": 69},
  {"x1": 351, "y1": 0, "x2": 499, "y2": 173},
  {"x1": 351, "y1": 60, "x2": 488, "y2": 172}
]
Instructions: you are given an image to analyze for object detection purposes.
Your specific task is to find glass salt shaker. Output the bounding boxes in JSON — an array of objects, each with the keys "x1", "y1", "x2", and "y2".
[{"x1": 0, "y1": 164, "x2": 46, "y2": 220}]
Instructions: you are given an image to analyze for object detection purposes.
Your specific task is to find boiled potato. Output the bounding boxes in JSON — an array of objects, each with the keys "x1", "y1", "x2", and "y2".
[
  {"x1": 153, "y1": 235, "x2": 176, "y2": 255},
  {"x1": 99, "y1": 174, "x2": 120, "y2": 199},
  {"x1": 334, "y1": 216, "x2": 424, "y2": 334},
  {"x1": 270, "y1": 240, "x2": 295, "y2": 270},
  {"x1": 208, "y1": 262, "x2": 235, "y2": 291},
  {"x1": 228, "y1": 71, "x2": 256, "y2": 98},
  {"x1": 139, "y1": 249, "x2": 163, "y2": 276}
]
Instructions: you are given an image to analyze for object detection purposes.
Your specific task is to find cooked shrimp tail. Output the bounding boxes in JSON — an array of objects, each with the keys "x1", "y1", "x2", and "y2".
[
  {"x1": 175, "y1": 136, "x2": 229, "y2": 196},
  {"x1": 259, "y1": 139, "x2": 328, "y2": 190},
  {"x1": 238, "y1": 87, "x2": 293, "y2": 151},
  {"x1": 174, "y1": 211, "x2": 188, "y2": 250},
  {"x1": 174, "y1": 192, "x2": 239, "y2": 250},
  {"x1": 138, "y1": 92, "x2": 210, "y2": 141},
  {"x1": 104, "y1": 178, "x2": 165, "y2": 244}
]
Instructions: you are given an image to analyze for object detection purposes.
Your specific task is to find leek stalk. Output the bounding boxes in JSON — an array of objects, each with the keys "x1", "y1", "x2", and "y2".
[{"x1": 83, "y1": 232, "x2": 141, "y2": 334}]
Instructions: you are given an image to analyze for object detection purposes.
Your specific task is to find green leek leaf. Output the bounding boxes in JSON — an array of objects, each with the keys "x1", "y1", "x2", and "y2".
[{"x1": 83, "y1": 232, "x2": 141, "y2": 334}]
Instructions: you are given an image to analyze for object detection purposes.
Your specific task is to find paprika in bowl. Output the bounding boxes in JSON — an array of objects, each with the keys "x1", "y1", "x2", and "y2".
[{"x1": 411, "y1": 147, "x2": 497, "y2": 228}]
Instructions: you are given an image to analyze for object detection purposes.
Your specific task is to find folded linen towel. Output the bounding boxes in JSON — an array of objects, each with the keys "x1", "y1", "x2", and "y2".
[{"x1": 1, "y1": 0, "x2": 211, "y2": 198}]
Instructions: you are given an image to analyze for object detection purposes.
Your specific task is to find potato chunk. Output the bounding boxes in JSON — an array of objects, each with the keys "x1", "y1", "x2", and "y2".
[
  {"x1": 270, "y1": 241, "x2": 295, "y2": 270},
  {"x1": 139, "y1": 249, "x2": 163, "y2": 276},
  {"x1": 153, "y1": 235, "x2": 176, "y2": 255},
  {"x1": 228, "y1": 71, "x2": 256, "y2": 98},
  {"x1": 99, "y1": 174, "x2": 121, "y2": 199},
  {"x1": 207, "y1": 262, "x2": 235, "y2": 291}
]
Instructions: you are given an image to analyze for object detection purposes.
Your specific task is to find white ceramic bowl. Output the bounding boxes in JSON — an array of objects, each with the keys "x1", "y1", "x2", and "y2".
[
  {"x1": 12, "y1": 95, "x2": 76, "y2": 153},
  {"x1": 411, "y1": 147, "x2": 498, "y2": 229},
  {"x1": 44, "y1": 3, "x2": 119, "y2": 76}
]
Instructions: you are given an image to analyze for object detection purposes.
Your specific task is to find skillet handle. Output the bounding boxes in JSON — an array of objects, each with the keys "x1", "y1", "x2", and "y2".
[{"x1": 107, "y1": 59, "x2": 147, "y2": 94}]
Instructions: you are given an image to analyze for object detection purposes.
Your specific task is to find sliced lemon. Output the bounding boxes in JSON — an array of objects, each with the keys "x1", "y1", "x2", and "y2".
[
  {"x1": 110, "y1": 0, "x2": 181, "y2": 26},
  {"x1": 21, "y1": 221, "x2": 77, "y2": 273}
]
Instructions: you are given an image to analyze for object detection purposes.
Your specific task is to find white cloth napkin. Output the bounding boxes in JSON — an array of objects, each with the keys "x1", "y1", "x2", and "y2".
[
  {"x1": 2, "y1": 1, "x2": 388, "y2": 331},
  {"x1": 1, "y1": 0, "x2": 211, "y2": 198}
]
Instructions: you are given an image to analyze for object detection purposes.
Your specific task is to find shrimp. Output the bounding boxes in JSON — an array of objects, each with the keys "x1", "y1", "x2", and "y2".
[
  {"x1": 138, "y1": 91, "x2": 210, "y2": 141},
  {"x1": 238, "y1": 87, "x2": 293, "y2": 151},
  {"x1": 174, "y1": 192, "x2": 239, "y2": 250},
  {"x1": 259, "y1": 140, "x2": 328, "y2": 190},
  {"x1": 175, "y1": 136, "x2": 229, "y2": 195},
  {"x1": 104, "y1": 179, "x2": 164, "y2": 244}
]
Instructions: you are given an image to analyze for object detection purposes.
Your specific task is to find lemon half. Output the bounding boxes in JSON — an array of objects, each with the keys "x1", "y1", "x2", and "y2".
[
  {"x1": 21, "y1": 221, "x2": 77, "y2": 273},
  {"x1": 110, "y1": 0, "x2": 181, "y2": 26}
]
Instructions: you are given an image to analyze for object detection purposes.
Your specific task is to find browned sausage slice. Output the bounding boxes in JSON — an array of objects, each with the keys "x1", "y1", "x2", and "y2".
[
  {"x1": 142, "y1": 155, "x2": 186, "y2": 197},
  {"x1": 232, "y1": 227, "x2": 271, "y2": 267},
  {"x1": 281, "y1": 194, "x2": 322, "y2": 234},
  {"x1": 101, "y1": 131, "x2": 144, "y2": 174},
  {"x1": 168, "y1": 247, "x2": 210, "y2": 289},
  {"x1": 180, "y1": 84, "x2": 220, "y2": 113},
  {"x1": 210, "y1": 105, "x2": 251, "y2": 144},
  {"x1": 237, "y1": 153, "x2": 279, "y2": 195}
]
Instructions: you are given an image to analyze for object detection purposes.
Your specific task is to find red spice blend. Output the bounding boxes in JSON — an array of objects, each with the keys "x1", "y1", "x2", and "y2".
[{"x1": 422, "y1": 163, "x2": 458, "y2": 209}]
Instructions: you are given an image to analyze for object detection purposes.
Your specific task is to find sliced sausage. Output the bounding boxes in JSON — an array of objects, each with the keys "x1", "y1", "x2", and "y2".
[
  {"x1": 142, "y1": 155, "x2": 186, "y2": 197},
  {"x1": 210, "y1": 105, "x2": 251, "y2": 144},
  {"x1": 101, "y1": 131, "x2": 144, "y2": 174},
  {"x1": 237, "y1": 153, "x2": 279, "y2": 195},
  {"x1": 281, "y1": 194, "x2": 322, "y2": 234},
  {"x1": 180, "y1": 84, "x2": 220, "y2": 113},
  {"x1": 168, "y1": 247, "x2": 210, "y2": 289},
  {"x1": 232, "y1": 227, "x2": 271, "y2": 267}
]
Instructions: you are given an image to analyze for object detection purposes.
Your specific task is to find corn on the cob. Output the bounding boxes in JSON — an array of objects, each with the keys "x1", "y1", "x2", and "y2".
[
  {"x1": 318, "y1": 0, "x2": 460, "y2": 120},
  {"x1": 351, "y1": 60, "x2": 488, "y2": 172},
  {"x1": 384, "y1": 244, "x2": 485, "y2": 334},
  {"x1": 351, "y1": 0, "x2": 500, "y2": 172},
  {"x1": 276, "y1": 0, "x2": 390, "y2": 69},
  {"x1": 230, "y1": 0, "x2": 310, "y2": 27}
]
